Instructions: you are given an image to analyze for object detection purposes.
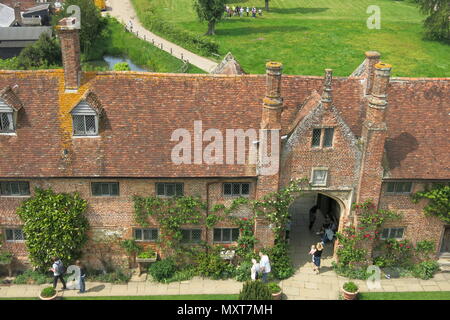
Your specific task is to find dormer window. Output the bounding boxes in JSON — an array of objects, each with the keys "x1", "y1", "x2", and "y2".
[
  {"x1": 0, "y1": 100, "x2": 15, "y2": 133},
  {"x1": 71, "y1": 101, "x2": 99, "y2": 136}
]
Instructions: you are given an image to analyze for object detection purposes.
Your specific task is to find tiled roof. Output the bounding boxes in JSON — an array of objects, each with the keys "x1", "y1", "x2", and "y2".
[{"x1": 0, "y1": 70, "x2": 448, "y2": 179}]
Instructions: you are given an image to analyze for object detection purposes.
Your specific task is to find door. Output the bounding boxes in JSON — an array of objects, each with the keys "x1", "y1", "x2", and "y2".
[{"x1": 441, "y1": 227, "x2": 450, "y2": 253}]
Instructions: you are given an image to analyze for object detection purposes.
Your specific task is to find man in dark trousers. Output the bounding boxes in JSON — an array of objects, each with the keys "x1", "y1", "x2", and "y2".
[
  {"x1": 309, "y1": 205, "x2": 319, "y2": 230},
  {"x1": 50, "y1": 257, "x2": 66, "y2": 290}
]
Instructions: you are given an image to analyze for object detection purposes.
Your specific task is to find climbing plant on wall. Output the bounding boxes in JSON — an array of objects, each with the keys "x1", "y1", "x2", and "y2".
[{"x1": 412, "y1": 183, "x2": 450, "y2": 224}]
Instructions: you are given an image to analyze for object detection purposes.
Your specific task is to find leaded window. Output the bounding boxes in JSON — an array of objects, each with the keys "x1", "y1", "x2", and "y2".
[
  {"x1": 134, "y1": 228, "x2": 158, "y2": 242},
  {"x1": 181, "y1": 229, "x2": 202, "y2": 243},
  {"x1": 311, "y1": 128, "x2": 321, "y2": 147},
  {"x1": 381, "y1": 227, "x2": 404, "y2": 240},
  {"x1": 311, "y1": 128, "x2": 335, "y2": 148},
  {"x1": 386, "y1": 182, "x2": 412, "y2": 194},
  {"x1": 0, "y1": 181, "x2": 30, "y2": 196},
  {"x1": 156, "y1": 183, "x2": 183, "y2": 197},
  {"x1": 213, "y1": 228, "x2": 239, "y2": 243},
  {"x1": 223, "y1": 183, "x2": 250, "y2": 197},
  {"x1": 0, "y1": 112, "x2": 14, "y2": 133},
  {"x1": 5, "y1": 228, "x2": 25, "y2": 242},
  {"x1": 91, "y1": 182, "x2": 119, "y2": 196},
  {"x1": 71, "y1": 101, "x2": 99, "y2": 136}
]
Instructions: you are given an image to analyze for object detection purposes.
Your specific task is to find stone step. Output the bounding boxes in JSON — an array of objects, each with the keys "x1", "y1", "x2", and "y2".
[{"x1": 437, "y1": 259, "x2": 450, "y2": 272}]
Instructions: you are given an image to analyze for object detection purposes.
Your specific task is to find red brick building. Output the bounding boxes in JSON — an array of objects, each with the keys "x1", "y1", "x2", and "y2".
[{"x1": 0, "y1": 19, "x2": 449, "y2": 269}]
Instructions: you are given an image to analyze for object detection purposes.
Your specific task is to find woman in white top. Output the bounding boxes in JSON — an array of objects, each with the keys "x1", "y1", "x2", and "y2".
[
  {"x1": 250, "y1": 259, "x2": 260, "y2": 280},
  {"x1": 259, "y1": 251, "x2": 271, "y2": 283}
]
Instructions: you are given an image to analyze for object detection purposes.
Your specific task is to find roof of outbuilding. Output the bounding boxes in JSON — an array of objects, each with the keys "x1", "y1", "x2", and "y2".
[
  {"x1": 0, "y1": 26, "x2": 52, "y2": 41},
  {"x1": 0, "y1": 3, "x2": 14, "y2": 27}
]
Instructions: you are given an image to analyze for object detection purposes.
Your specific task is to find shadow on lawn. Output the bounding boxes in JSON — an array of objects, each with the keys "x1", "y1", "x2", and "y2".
[{"x1": 270, "y1": 7, "x2": 329, "y2": 15}]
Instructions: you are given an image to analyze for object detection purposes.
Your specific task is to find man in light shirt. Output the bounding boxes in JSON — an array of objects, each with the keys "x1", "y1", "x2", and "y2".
[{"x1": 259, "y1": 251, "x2": 271, "y2": 283}]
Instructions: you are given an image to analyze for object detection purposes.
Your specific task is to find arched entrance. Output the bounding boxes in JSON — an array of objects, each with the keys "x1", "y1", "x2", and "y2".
[{"x1": 287, "y1": 192, "x2": 347, "y2": 274}]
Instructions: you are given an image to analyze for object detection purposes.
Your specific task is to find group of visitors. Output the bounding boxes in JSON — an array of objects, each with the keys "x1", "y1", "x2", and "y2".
[
  {"x1": 225, "y1": 6, "x2": 263, "y2": 18},
  {"x1": 307, "y1": 205, "x2": 338, "y2": 274},
  {"x1": 50, "y1": 257, "x2": 86, "y2": 293},
  {"x1": 250, "y1": 251, "x2": 271, "y2": 282}
]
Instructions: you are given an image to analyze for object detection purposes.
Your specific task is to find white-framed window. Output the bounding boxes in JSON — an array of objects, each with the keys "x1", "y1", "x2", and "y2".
[
  {"x1": 91, "y1": 182, "x2": 119, "y2": 196},
  {"x1": 0, "y1": 181, "x2": 30, "y2": 196},
  {"x1": 311, "y1": 127, "x2": 334, "y2": 148},
  {"x1": 223, "y1": 183, "x2": 250, "y2": 197},
  {"x1": 213, "y1": 228, "x2": 239, "y2": 243},
  {"x1": 133, "y1": 228, "x2": 158, "y2": 242},
  {"x1": 380, "y1": 227, "x2": 405, "y2": 240},
  {"x1": 71, "y1": 101, "x2": 99, "y2": 136},
  {"x1": 5, "y1": 228, "x2": 25, "y2": 242},
  {"x1": 156, "y1": 183, "x2": 183, "y2": 197},
  {"x1": 386, "y1": 182, "x2": 412, "y2": 194},
  {"x1": 311, "y1": 168, "x2": 328, "y2": 187},
  {"x1": 181, "y1": 229, "x2": 202, "y2": 243}
]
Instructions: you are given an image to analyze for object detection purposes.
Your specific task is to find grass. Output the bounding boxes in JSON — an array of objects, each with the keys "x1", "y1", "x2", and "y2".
[
  {"x1": 0, "y1": 294, "x2": 238, "y2": 300},
  {"x1": 84, "y1": 16, "x2": 205, "y2": 73},
  {"x1": 359, "y1": 291, "x2": 450, "y2": 300},
  {"x1": 131, "y1": 0, "x2": 449, "y2": 77}
]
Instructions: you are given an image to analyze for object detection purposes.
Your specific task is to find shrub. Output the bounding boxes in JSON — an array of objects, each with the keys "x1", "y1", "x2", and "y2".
[
  {"x1": 332, "y1": 262, "x2": 370, "y2": 280},
  {"x1": 195, "y1": 251, "x2": 234, "y2": 280},
  {"x1": 137, "y1": 248, "x2": 157, "y2": 259},
  {"x1": 0, "y1": 252, "x2": 13, "y2": 265},
  {"x1": 265, "y1": 243, "x2": 294, "y2": 280},
  {"x1": 267, "y1": 282, "x2": 281, "y2": 294},
  {"x1": 17, "y1": 188, "x2": 89, "y2": 271},
  {"x1": 235, "y1": 260, "x2": 252, "y2": 282},
  {"x1": 88, "y1": 269, "x2": 131, "y2": 284},
  {"x1": 238, "y1": 280, "x2": 272, "y2": 300},
  {"x1": 412, "y1": 260, "x2": 440, "y2": 280},
  {"x1": 149, "y1": 258, "x2": 177, "y2": 282},
  {"x1": 13, "y1": 270, "x2": 52, "y2": 285},
  {"x1": 40, "y1": 286, "x2": 56, "y2": 298},
  {"x1": 343, "y1": 281, "x2": 358, "y2": 293},
  {"x1": 166, "y1": 265, "x2": 197, "y2": 283}
]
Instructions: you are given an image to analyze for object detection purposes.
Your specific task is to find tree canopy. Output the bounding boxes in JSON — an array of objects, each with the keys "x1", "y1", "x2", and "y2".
[
  {"x1": 193, "y1": 0, "x2": 227, "y2": 35},
  {"x1": 417, "y1": 0, "x2": 449, "y2": 42}
]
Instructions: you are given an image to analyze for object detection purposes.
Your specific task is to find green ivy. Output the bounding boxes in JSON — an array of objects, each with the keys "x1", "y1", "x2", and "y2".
[
  {"x1": 17, "y1": 188, "x2": 89, "y2": 271},
  {"x1": 412, "y1": 184, "x2": 450, "y2": 223}
]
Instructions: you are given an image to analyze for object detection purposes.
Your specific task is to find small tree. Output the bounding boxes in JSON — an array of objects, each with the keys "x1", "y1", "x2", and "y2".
[
  {"x1": 17, "y1": 188, "x2": 89, "y2": 271},
  {"x1": 416, "y1": 0, "x2": 449, "y2": 42},
  {"x1": 17, "y1": 33, "x2": 61, "y2": 69},
  {"x1": 193, "y1": 0, "x2": 227, "y2": 35}
]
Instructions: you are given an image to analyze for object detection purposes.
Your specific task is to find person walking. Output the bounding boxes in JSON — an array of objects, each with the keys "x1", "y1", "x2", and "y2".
[
  {"x1": 259, "y1": 251, "x2": 271, "y2": 283},
  {"x1": 76, "y1": 260, "x2": 86, "y2": 293},
  {"x1": 312, "y1": 242, "x2": 324, "y2": 274},
  {"x1": 250, "y1": 258, "x2": 260, "y2": 280},
  {"x1": 240, "y1": 7, "x2": 244, "y2": 17},
  {"x1": 246, "y1": 7, "x2": 250, "y2": 17},
  {"x1": 309, "y1": 205, "x2": 318, "y2": 231},
  {"x1": 50, "y1": 257, "x2": 66, "y2": 290}
]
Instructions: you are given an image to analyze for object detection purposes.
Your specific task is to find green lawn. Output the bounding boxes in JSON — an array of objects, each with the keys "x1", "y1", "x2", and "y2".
[
  {"x1": 131, "y1": 0, "x2": 449, "y2": 77},
  {"x1": 359, "y1": 291, "x2": 450, "y2": 300},
  {"x1": 85, "y1": 17, "x2": 205, "y2": 73},
  {"x1": 0, "y1": 294, "x2": 238, "y2": 300}
]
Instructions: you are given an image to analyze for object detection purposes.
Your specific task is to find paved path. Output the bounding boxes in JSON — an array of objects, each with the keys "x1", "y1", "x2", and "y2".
[{"x1": 105, "y1": 0, "x2": 219, "y2": 73}]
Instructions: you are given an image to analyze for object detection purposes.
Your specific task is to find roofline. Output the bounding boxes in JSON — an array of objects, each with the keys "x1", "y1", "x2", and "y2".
[{"x1": 0, "y1": 176, "x2": 259, "y2": 180}]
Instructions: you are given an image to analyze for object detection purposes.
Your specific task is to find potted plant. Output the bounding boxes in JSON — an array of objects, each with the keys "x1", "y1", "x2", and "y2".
[
  {"x1": 342, "y1": 281, "x2": 359, "y2": 300},
  {"x1": 39, "y1": 286, "x2": 58, "y2": 300},
  {"x1": 267, "y1": 282, "x2": 282, "y2": 300},
  {"x1": 136, "y1": 248, "x2": 158, "y2": 262}
]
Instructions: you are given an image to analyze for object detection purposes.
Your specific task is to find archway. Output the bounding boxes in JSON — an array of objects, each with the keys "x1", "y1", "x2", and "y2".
[{"x1": 287, "y1": 192, "x2": 346, "y2": 274}]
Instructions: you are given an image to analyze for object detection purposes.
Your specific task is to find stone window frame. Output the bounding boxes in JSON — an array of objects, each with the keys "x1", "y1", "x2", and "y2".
[
  {"x1": 311, "y1": 127, "x2": 335, "y2": 149},
  {"x1": 386, "y1": 182, "x2": 413, "y2": 194},
  {"x1": 133, "y1": 228, "x2": 158, "y2": 242},
  {"x1": 380, "y1": 227, "x2": 405, "y2": 240},
  {"x1": 310, "y1": 167, "x2": 329, "y2": 187},
  {"x1": 4, "y1": 227, "x2": 26, "y2": 243},
  {"x1": 223, "y1": 182, "x2": 251, "y2": 197},
  {"x1": 91, "y1": 182, "x2": 120, "y2": 197},
  {"x1": 0, "y1": 181, "x2": 31, "y2": 197},
  {"x1": 155, "y1": 182, "x2": 184, "y2": 198},
  {"x1": 213, "y1": 228, "x2": 240, "y2": 243},
  {"x1": 180, "y1": 228, "x2": 202, "y2": 244}
]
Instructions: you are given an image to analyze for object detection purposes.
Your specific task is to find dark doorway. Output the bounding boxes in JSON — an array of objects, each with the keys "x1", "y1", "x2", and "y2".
[{"x1": 440, "y1": 227, "x2": 450, "y2": 254}]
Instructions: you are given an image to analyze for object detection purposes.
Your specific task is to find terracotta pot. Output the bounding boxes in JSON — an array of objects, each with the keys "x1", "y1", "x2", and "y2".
[
  {"x1": 342, "y1": 288, "x2": 359, "y2": 300},
  {"x1": 39, "y1": 293, "x2": 59, "y2": 301},
  {"x1": 272, "y1": 291, "x2": 282, "y2": 300}
]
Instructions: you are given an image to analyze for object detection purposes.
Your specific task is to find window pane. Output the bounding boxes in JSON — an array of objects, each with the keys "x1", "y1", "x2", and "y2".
[
  {"x1": 181, "y1": 230, "x2": 190, "y2": 243},
  {"x1": 311, "y1": 129, "x2": 321, "y2": 147},
  {"x1": 231, "y1": 228, "x2": 239, "y2": 241},
  {"x1": 224, "y1": 183, "x2": 232, "y2": 195},
  {"x1": 92, "y1": 183, "x2": 101, "y2": 196},
  {"x1": 152, "y1": 229, "x2": 158, "y2": 240},
  {"x1": 175, "y1": 183, "x2": 183, "y2": 196},
  {"x1": 85, "y1": 115, "x2": 96, "y2": 134},
  {"x1": 19, "y1": 182, "x2": 30, "y2": 195},
  {"x1": 110, "y1": 183, "x2": 119, "y2": 196},
  {"x1": 232, "y1": 183, "x2": 241, "y2": 196},
  {"x1": 241, "y1": 183, "x2": 250, "y2": 195},
  {"x1": 402, "y1": 182, "x2": 412, "y2": 193},
  {"x1": 222, "y1": 229, "x2": 231, "y2": 242},
  {"x1": 213, "y1": 229, "x2": 221, "y2": 242},
  {"x1": 381, "y1": 228, "x2": 389, "y2": 239},
  {"x1": 313, "y1": 170, "x2": 327, "y2": 185},
  {"x1": 143, "y1": 229, "x2": 152, "y2": 241},
  {"x1": 134, "y1": 229, "x2": 142, "y2": 240},
  {"x1": 387, "y1": 183, "x2": 395, "y2": 193},
  {"x1": 0, "y1": 112, "x2": 13, "y2": 132},
  {"x1": 323, "y1": 128, "x2": 334, "y2": 147},
  {"x1": 192, "y1": 229, "x2": 201, "y2": 242},
  {"x1": 14, "y1": 229, "x2": 24, "y2": 241},
  {"x1": 101, "y1": 183, "x2": 109, "y2": 195},
  {"x1": 166, "y1": 184, "x2": 175, "y2": 196},
  {"x1": 156, "y1": 183, "x2": 165, "y2": 196},
  {"x1": 0, "y1": 182, "x2": 10, "y2": 195},
  {"x1": 10, "y1": 182, "x2": 19, "y2": 195},
  {"x1": 5, "y1": 229, "x2": 14, "y2": 241},
  {"x1": 394, "y1": 228, "x2": 404, "y2": 239},
  {"x1": 73, "y1": 115, "x2": 85, "y2": 134}
]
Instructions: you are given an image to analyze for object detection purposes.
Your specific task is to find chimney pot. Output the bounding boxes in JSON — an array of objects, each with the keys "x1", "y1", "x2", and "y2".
[
  {"x1": 365, "y1": 51, "x2": 381, "y2": 95},
  {"x1": 13, "y1": 2, "x2": 22, "y2": 25},
  {"x1": 262, "y1": 61, "x2": 283, "y2": 129},
  {"x1": 321, "y1": 69, "x2": 333, "y2": 109},
  {"x1": 57, "y1": 17, "x2": 81, "y2": 91},
  {"x1": 366, "y1": 62, "x2": 392, "y2": 123}
]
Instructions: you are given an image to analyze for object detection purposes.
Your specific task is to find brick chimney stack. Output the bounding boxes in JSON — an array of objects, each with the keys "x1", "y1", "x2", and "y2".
[
  {"x1": 364, "y1": 51, "x2": 381, "y2": 95},
  {"x1": 261, "y1": 61, "x2": 283, "y2": 130},
  {"x1": 13, "y1": 2, "x2": 22, "y2": 26},
  {"x1": 321, "y1": 69, "x2": 333, "y2": 109},
  {"x1": 366, "y1": 62, "x2": 392, "y2": 124},
  {"x1": 57, "y1": 17, "x2": 81, "y2": 91}
]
